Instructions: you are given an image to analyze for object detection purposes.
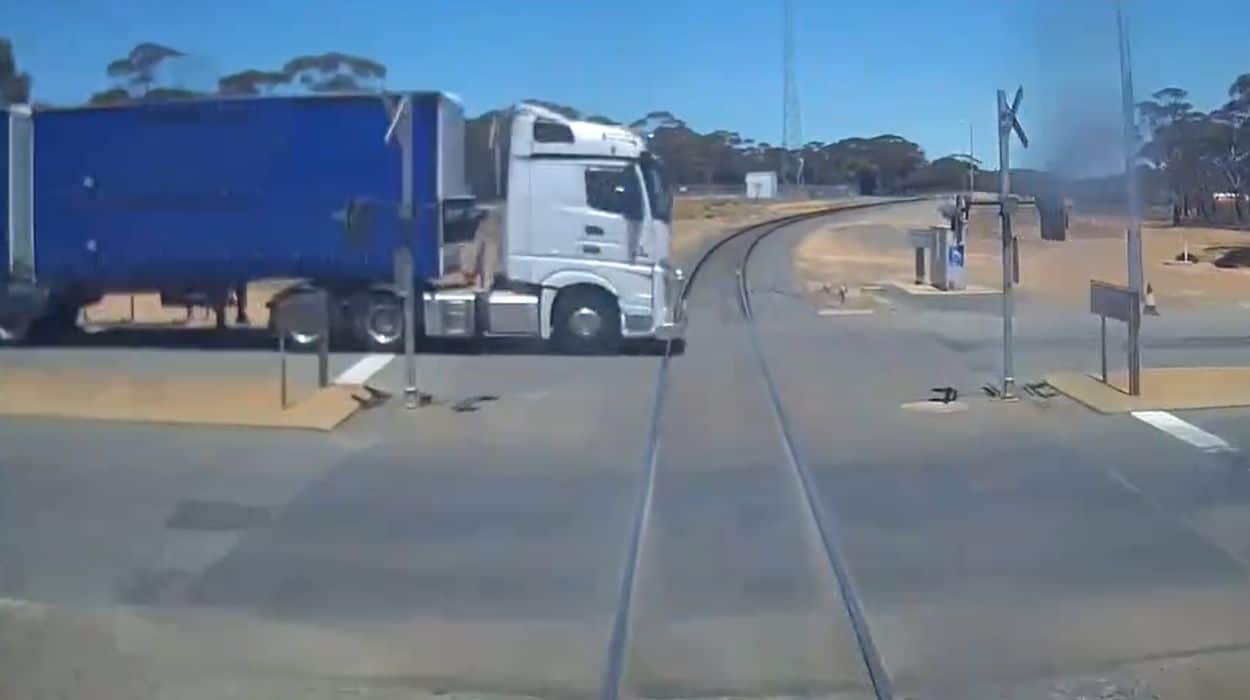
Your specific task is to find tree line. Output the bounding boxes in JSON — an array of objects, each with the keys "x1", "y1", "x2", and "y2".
[
  {"x1": 1, "y1": 38, "x2": 950, "y2": 195},
  {"x1": 1137, "y1": 76, "x2": 1250, "y2": 223}
]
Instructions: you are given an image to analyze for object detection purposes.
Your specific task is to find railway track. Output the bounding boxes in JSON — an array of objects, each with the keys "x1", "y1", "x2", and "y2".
[{"x1": 602, "y1": 201, "x2": 906, "y2": 700}]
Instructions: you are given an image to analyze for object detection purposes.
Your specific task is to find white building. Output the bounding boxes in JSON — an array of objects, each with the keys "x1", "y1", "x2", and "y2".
[{"x1": 745, "y1": 171, "x2": 779, "y2": 199}]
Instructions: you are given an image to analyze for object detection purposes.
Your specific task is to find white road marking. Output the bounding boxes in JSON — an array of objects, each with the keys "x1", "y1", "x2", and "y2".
[
  {"x1": 333, "y1": 353, "x2": 395, "y2": 385},
  {"x1": 1131, "y1": 410, "x2": 1237, "y2": 453},
  {"x1": 818, "y1": 308, "x2": 874, "y2": 316}
]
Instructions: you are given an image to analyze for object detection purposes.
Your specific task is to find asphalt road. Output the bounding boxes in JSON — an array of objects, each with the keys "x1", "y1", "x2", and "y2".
[
  {"x1": 749, "y1": 201, "x2": 1250, "y2": 699},
  {"x1": 4, "y1": 200, "x2": 1250, "y2": 699}
]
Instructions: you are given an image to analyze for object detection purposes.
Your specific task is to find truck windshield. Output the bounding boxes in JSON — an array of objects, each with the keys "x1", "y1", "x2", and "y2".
[{"x1": 640, "y1": 159, "x2": 672, "y2": 223}]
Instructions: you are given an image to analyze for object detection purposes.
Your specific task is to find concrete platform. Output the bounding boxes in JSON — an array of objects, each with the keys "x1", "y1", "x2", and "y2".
[
  {"x1": 0, "y1": 368, "x2": 368, "y2": 430},
  {"x1": 883, "y1": 279, "x2": 1000, "y2": 296},
  {"x1": 1047, "y1": 366, "x2": 1250, "y2": 413}
]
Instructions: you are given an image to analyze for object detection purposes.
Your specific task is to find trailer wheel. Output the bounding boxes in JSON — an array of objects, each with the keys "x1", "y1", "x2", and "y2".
[
  {"x1": 0, "y1": 318, "x2": 31, "y2": 346},
  {"x1": 353, "y1": 292, "x2": 405, "y2": 351},
  {"x1": 28, "y1": 303, "x2": 80, "y2": 342},
  {"x1": 286, "y1": 329, "x2": 321, "y2": 349},
  {"x1": 552, "y1": 287, "x2": 620, "y2": 354}
]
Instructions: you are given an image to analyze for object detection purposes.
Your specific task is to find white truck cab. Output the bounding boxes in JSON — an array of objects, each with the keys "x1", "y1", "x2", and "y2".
[{"x1": 423, "y1": 103, "x2": 685, "y2": 352}]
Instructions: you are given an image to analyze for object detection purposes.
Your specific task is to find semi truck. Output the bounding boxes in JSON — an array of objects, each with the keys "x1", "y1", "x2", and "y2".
[{"x1": 1, "y1": 93, "x2": 685, "y2": 353}]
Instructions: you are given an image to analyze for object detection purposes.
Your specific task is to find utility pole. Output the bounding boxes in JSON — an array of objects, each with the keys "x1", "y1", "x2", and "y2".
[
  {"x1": 1116, "y1": 0, "x2": 1143, "y2": 395},
  {"x1": 1117, "y1": 1, "x2": 1143, "y2": 296},
  {"x1": 997, "y1": 87, "x2": 1028, "y2": 400},
  {"x1": 968, "y1": 123, "x2": 975, "y2": 194}
]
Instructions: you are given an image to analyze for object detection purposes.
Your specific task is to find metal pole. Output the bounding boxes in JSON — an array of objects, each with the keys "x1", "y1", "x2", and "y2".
[
  {"x1": 997, "y1": 89, "x2": 1016, "y2": 399},
  {"x1": 1128, "y1": 314, "x2": 1141, "y2": 395},
  {"x1": 1100, "y1": 315, "x2": 1107, "y2": 383},
  {"x1": 395, "y1": 246, "x2": 419, "y2": 409},
  {"x1": 1117, "y1": 2, "x2": 1144, "y2": 297},
  {"x1": 386, "y1": 96, "x2": 421, "y2": 411},
  {"x1": 1117, "y1": 1, "x2": 1144, "y2": 397},
  {"x1": 968, "y1": 123, "x2": 975, "y2": 195},
  {"x1": 316, "y1": 293, "x2": 329, "y2": 389},
  {"x1": 279, "y1": 330, "x2": 288, "y2": 409}
]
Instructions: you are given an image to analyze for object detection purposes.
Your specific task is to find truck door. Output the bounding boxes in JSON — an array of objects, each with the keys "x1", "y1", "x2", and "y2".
[{"x1": 579, "y1": 164, "x2": 643, "y2": 264}]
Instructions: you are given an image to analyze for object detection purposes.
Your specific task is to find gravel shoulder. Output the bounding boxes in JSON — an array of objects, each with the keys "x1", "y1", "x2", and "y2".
[{"x1": 793, "y1": 202, "x2": 1250, "y2": 311}]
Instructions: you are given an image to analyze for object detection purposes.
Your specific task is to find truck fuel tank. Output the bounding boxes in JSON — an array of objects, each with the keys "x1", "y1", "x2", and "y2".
[
  {"x1": 422, "y1": 289, "x2": 540, "y2": 338},
  {"x1": 483, "y1": 290, "x2": 539, "y2": 336},
  {"x1": 423, "y1": 290, "x2": 476, "y2": 337}
]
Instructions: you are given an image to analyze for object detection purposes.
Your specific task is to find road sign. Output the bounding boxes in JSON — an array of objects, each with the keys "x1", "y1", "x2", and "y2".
[
  {"x1": 1000, "y1": 86, "x2": 1030, "y2": 148},
  {"x1": 1090, "y1": 280, "x2": 1142, "y2": 395},
  {"x1": 1090, "y1": 280, "x2": 1138, "y2": 323}
]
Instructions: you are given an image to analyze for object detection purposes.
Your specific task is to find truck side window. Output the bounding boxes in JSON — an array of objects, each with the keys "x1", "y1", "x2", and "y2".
[
  {"x1": 585, "y1": 168, "x2": 630, "y2": 215},
  {"x1": 533, "y1": 121, "x2": 574, "y2": 143}
]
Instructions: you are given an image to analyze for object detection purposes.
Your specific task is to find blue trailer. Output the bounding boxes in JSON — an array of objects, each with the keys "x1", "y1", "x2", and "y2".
[{"x1": 2, "y1": 92, "x2": 471, "y2": 344}]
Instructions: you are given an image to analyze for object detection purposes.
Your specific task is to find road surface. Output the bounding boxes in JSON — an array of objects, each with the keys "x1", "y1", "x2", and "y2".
[{"x1": 4, "y1": 199, "x2": 1250, "y2": 699}]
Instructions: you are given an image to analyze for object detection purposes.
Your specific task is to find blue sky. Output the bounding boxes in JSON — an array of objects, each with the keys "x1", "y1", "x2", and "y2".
[{"x1": 6, "y1": 0, "x2": 1248, "y2": 170}]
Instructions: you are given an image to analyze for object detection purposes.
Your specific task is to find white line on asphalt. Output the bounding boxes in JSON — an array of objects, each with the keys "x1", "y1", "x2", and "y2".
[
  {"x1": 818, "y1": 308, "x2": 875, "y2": 316},
  {"x1": 1131, "y1": 410, "x2": 1237, "y2": 453},
  {"x1": 334, "y1": 353, "x2": 395, "y2": 385}
]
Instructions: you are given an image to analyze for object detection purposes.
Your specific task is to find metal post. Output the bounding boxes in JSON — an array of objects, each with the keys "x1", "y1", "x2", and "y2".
[
  {"x1": 1128, "y1": 298, "x2": 1142, "y2": 396},
  {"x1": 968, "y1": 124, "x2": 975, "y2": 195},
  {"x1": 997, "y1": 89, "x2": 1016, "y2": 399},
  {"x1": 403, "y1": 269, "x2": 417, "y2": 408},
  {"x1": 129, "y1": 295, "x2": 135, "y2": 323},
  {"x1": 1117, "y1": 2, "x2": 1144, "y2": 297},
  {"x1": 1117, "y1": 1, "x2": 1144, "y2": 397},
  {"x1": 316, "y1": 294, "x2": 329, "y2": 389},
  {"x1": 279, "y1": 329, "x2": 288, "y2": 409},
  {"x1": 1100, "y1": 315, "x2": 1107, "y2": 383},
  {"x1": 385, "y1": 96, "x2": 421, "y2": 411},
  {"x1": 394, "y1": 246, "x2": 419, "y2": 409},
  {"x1": 1128, "y1": 317, "x2": 1141, "y2": 395}
]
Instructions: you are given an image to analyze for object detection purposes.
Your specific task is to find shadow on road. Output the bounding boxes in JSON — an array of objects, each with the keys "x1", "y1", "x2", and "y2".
[{"x1": 7, "y1": 324, "x2": 678, "y2": 357}]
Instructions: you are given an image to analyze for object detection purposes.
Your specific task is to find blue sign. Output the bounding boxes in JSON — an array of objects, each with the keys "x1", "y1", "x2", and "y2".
[{"x1": 948, "y1": 245, "x2": 965, "y2": 268}]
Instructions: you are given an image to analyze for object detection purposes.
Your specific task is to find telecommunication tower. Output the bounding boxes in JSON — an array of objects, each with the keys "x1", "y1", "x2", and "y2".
[{"x1": 782, "y1": 0, "x2": 804, "y2": 185}]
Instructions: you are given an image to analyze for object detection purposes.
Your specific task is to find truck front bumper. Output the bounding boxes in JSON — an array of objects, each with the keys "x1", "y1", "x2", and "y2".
[
  {"x1": 653, "y1": 311, "x2": 686, "y2": 341},
  {"x1": 655, "y1": 263, "x2": 686, "y2": 340},
  {"x1": 621, "y1": 262, "x2": 687, "y2": 341}
]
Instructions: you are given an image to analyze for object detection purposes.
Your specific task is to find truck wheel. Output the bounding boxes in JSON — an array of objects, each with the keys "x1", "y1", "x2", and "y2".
[
  {"x1": 353, "y1": 292, "x2": 405, "y2": 351},
  {"x1": 552, "y1": 287, "x2": 620, "y2": 354}
]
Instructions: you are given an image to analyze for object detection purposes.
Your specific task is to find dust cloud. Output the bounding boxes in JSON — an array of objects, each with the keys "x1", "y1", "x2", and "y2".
[{"x1": 1025, "y1": 2, "x2": 1127, "y2": 179}]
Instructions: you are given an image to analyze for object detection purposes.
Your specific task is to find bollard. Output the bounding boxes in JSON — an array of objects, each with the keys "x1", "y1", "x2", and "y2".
[
  {"x1": 274, "y1": 287, "x2": 330, "y2": 409},
  {"x1": 279, "y1": 330, "x2": 288, "y2": 408},
  {"x1": 317, "y1": 294, "x2": 330, "y2": 389}
]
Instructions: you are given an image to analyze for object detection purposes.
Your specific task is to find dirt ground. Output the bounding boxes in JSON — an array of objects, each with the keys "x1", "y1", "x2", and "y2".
[
  {"x1": 671, "y1": 197, "x2": 848, "y2": 263},
  {"x1": 0, "y1": 367, "x2": 363, "y2": 429},
  {"x1": 794, "y1": 204, "x2": 1250, "y2": 310},
  {"x1": 83, "y1": 280, "x2": 289, "y2": 329}
]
